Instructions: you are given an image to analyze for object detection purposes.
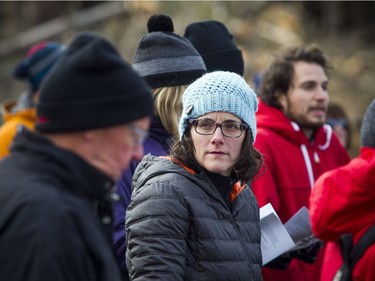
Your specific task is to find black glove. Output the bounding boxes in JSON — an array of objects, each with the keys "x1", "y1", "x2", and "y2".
[
  {"x1": 264, "y1": 252, "x2": 292, "y2": 270},
  {"x1": 264, "y1": 236, "x2": 324, "y2": 269},
  {"x1": 288, "y1": 236, "x2": 324, "y2": 264}
]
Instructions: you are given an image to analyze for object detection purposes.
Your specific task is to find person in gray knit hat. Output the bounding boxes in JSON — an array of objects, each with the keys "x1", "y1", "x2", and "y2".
[
  {"x1": 125, "y1": 71, "x2": 263, "y2": 281},
  {"x1": 0, "y1": 32, "x2": 153, "y2": 281},
  {"x1": 310, "y1": 98, "x2": 375, "y2": 281},
  {"x1": 133, "y1": 14, "x2": 206, "y2": 88},
  {"x1": 113, "y1": 14, "x2": 206, "y2": 278}
]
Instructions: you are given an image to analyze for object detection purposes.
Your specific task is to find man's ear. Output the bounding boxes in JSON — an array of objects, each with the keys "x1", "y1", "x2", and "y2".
[{"x1": 276, "y1": 91, "x2": 287, "y2": 111}]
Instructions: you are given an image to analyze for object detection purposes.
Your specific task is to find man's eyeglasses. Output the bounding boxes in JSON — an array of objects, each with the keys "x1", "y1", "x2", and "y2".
[
  {"x1": 189, "y1": 119, "x2": 248, "y2": 138},
  {"x1": 127, "y1": 124, "x2": 149, "y2": 145}
]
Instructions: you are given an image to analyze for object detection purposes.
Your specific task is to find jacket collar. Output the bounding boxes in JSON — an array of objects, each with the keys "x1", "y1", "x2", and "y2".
[
  {"x1": 166, "y1": 156, "x2": 245, "y2": 203},
  {"x1": 12, "y1": 127, "x2": 114, "y2": 202}
]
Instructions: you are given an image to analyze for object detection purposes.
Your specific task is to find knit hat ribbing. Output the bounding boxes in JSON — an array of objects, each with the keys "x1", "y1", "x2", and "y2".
[
  {"x1": 13, "y1": 41, "x2": 65, "y2": 92},
  {"x1": 36, "y1": 32, "x2": 153, "y2": 133},
  {"x1": 179, "y1": 71, "x2": 258, "y2": 142},
  {"x1": 360, "y1": 99, "x2": 375, "y2": 148},
  {"x1": 132, "y1": 14, "x2": 206, "y2": 88},
  {"x1": 184, "y1": 20, "x2": 244, "y2": 76}
]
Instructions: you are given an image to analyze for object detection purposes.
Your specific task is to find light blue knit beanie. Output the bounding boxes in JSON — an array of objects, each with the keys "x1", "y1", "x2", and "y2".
[{"x1": 179, "y1": 71, "x2": 258, "y2": 142}]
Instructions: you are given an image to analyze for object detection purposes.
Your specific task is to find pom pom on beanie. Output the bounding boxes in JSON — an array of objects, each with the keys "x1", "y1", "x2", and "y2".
[{"x1": 132, "y1": 14, "x2": 206, "y2": 88}]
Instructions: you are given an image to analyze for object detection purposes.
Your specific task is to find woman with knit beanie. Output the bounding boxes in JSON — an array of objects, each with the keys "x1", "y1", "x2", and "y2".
[
  {"x1": 112, "y1": 14, "x2": 206, "y2": 278},
  {"x1": 125, "y1": 71, "x2": 263, "y2": 281}
]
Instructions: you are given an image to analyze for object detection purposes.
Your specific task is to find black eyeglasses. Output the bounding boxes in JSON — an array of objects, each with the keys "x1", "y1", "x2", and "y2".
[{"x1": 189, "y1": 119, "x2": 248, "y2": 138}]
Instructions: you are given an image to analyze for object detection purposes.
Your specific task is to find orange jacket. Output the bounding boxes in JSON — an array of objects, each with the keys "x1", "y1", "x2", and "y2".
[{"x1": 0, "y1": 100, "x2": 35, "y2": 159}]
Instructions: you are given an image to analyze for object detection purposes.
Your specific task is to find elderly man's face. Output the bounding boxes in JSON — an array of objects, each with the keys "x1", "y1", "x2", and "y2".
[{"x1": 90, "y1": 116, "x2": 150, "y2": 180}]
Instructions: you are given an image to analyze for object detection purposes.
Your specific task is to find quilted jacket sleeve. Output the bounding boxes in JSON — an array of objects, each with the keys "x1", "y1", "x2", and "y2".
[{"x1": 125, "y1": 176, "x2": 189, "y2": 281}]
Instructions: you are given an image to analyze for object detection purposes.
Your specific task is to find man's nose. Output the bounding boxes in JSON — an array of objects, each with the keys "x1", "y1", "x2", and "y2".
[
  {"x1": 132, "y1": 144, "x2": 144, "y2": 161},
  {"x1": 315, "y1": 86, "x2": 328, "y2": 100}
]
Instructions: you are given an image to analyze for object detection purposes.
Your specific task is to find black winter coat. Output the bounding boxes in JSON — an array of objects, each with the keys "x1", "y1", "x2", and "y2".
[
  {"x1": 126, "y1": 155, "x2": 262, "y2": 281},
  {"x1": 0, "y1": 128, "x2": 123, "y2": 281}
]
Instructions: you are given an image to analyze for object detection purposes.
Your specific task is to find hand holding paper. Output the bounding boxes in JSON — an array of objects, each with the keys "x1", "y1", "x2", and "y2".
[{"x1": 260, "y1": 203, "x2": 322, "y2": 266}]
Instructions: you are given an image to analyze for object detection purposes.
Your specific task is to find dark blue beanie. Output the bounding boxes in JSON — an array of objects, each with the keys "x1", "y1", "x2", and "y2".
[
  {"x1": 36, "y1": 32, "x2": 154, "y2": 133},
  {"x1": 14, "y1": 41, "x2": 65, "y2": 92}
]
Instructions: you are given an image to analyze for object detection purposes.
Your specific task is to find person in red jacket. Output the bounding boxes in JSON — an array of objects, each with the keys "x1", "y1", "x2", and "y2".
[
  {"x1": 252, "y1": 44, "x2": 351, "y2": 281},
  {"x1": 310, "y1": 99, "x2": 375, "y2": 281}
]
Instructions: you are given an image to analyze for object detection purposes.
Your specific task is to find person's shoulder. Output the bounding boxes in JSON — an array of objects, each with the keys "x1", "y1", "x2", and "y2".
[
  {"x1": 136, "y1": 155, "x2": 184, "y2": 176},
  {"x1": 7, "y1": 170, "x2": 86, "y2": 214},
  {"x1": 254, "y1": 128, "x2": 281, "y2": 151},
  {"x1": 0, "y1": 180, "x2": 87, "y2": 238},
  {"x1": 28, "y1": 180, "x2": 83, "y2": 210},
  {"x1": 133, "y1": 156, "x2": 195, "y2": 194},
  {"x1": 0, "y1": 112, "x2": 34, "y2": 140},
  {"x1": 255, "y1": 127, "x2": 276, "y2": 139},
  {"x1": 0, "y1": 116, "x2": 19, "y2": 136}
]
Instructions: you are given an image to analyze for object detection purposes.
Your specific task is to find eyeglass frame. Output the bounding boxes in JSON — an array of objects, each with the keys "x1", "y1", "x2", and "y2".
[
  {"x1": 188, "y1": 118, "x2": 248, "y2": 138},
  {"x1": 127, "y1": 124, "x2": 149, "y2": 145}
]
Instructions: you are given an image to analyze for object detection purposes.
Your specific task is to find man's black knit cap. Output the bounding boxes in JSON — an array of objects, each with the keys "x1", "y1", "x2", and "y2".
[{"x1": 36, "y1": 32, "x2": 154, "y2": 133}]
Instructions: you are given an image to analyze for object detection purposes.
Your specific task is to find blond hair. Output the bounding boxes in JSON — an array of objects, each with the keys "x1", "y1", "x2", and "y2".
[{"x1": 153, "y1": 85, "x2": 188, "y2": 141}]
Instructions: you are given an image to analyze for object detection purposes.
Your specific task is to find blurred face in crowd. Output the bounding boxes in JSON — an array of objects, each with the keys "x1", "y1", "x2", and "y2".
[
  {"x1": 190, "y1": 112, "x2": 245, "y2": 177},
  {"x1": 333, "y1": 124, "x2": 348, "y2": 148},
  {"x1": 327, "y1": 119, "x2": 349, "y2": 148},
  {"x1": 278, "y1": 61, "x2": 329, "y2": 137},
  {"x1": 90, "y1": 116, "x2": 150, "y2": 179}
]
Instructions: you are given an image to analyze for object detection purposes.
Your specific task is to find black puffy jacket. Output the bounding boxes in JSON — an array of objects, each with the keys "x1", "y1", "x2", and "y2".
[{"x1": 126, "y1": 155, "x2": 262, "y2": 281}]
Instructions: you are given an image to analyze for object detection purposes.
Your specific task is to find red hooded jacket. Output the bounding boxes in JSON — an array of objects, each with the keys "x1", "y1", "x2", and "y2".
[
  {"x1": 310, "y1": 147, "x2": 375, "y2": 281},
  {"x1": 252, "y1": 100, "x2": 350, "y2": 281}
]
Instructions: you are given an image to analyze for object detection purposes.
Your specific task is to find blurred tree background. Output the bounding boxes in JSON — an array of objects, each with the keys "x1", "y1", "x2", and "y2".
[{"x1": 0, "y1": 1, "x2": 374, "y2": 156}]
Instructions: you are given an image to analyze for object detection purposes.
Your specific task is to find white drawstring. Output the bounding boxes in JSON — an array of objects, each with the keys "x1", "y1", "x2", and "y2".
[
  {"x1": 300, "y1": 144, "x2": 315, "y2": 189},
  {"x1": 318, "y1": 124, "x2": 332, "y2": 150},
  {"x1": 290, "y1": 121, "x2": 315, "y2": 189}
]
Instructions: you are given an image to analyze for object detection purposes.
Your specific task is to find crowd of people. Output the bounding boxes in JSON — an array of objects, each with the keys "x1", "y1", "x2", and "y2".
[{"x1": 0, "y1": 13, "x2": 373, "y2": 281}]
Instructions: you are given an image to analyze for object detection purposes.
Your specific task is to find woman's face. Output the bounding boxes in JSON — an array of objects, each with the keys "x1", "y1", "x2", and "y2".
[{"x1": 190, "y1": 112, "x2": 245, "y2": 177}]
